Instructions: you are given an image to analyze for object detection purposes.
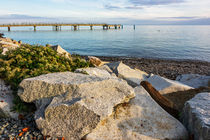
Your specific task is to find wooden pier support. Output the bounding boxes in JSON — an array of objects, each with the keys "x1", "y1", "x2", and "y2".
[
  {"x1": 34, "y1": 26, "x2": 36, "y2": 31},
  {"x1": 114, "y1": 25, "x2": 117, "y2": 29},
  {"x1": 103, "y1": 25, "x2": 108, "y2": 30},
  {"x1": 133, "y1": 25, "x2": 136, "y2": 30},
  {"x1": 8, "y1": 27, "x2": 10, "y2": 31},
  {"x1": 90, "y1": 26, "x2": 93, "y2": 30},
  {"x1": 73, "y1": 25, "x2": 77, "y2": 30}
]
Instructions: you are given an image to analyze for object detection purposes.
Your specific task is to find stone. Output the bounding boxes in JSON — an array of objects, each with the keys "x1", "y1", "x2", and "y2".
[
  {"x1": 97, "y1": 65, "x2": 117, "y2": 77},
  {"x1": 85, "y1": 86, "x2": 188, "y2": 140},
  {"x1": 106, "y1": 61, "x2": 149, "y2": 87},
  {"x1": 0, "y1": 79, "x2": 18, "y2": 119},
  {"x1": 0, "y1": 38, "x2": 19, "y2": 55},
  {"x1": 18, "y1": 72, "x2": 135, "y2": 139},
  {"x1": 182, "y1": 92, "x2": 210, "y2": 140},
  {"x1": 49, "y1": 45, "x2": 70, "y2": 58},
  {"x1": 140, "y1": 81, "x2": 179, "y2": 118},
  {"x1": 147, "y1": 74, "x2": 193, "y2": 94},
  {"x1": 75, "y1": 67, "x2": 113, "y2": 78},
  {"x1": 176, "y1": 74, "x2": 210, "y2": 88},
  {"x1": 88, "y1": 56, "x2": 108, "y2": 67}
]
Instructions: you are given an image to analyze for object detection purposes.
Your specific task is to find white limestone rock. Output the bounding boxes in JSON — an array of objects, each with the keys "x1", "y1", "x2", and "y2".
[
  {"x1": 182, "y1": 92, "x2": 210, "y2": 140},
  {"x1": 85, "y1": 86, "x2": 188, "y2": 140},
  {"x1": 106, "y1": 61, "x2": 149, "y2": 87},
  {"x1": 147, "y1": 74, "x2": 193, "y2": 94},
  {"x1": 176, "y1": 74, "x2": 210, "y2": 88},
  {"x1": 18, "y1": 72, "x2": 135, "y2": 139},
  {"x1": 0, "y1": 79, "x2": 18, "y2": 119}
]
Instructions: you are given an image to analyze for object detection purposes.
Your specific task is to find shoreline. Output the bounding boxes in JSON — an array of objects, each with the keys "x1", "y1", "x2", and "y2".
[{"x1": 85, "y1": 55, "x2": 210, "y2": 80}]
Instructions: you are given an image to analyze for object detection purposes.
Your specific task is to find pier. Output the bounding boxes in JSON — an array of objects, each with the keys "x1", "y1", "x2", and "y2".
[{"x1": 0, "y1": 23, "x2": 122, "y2": 31}]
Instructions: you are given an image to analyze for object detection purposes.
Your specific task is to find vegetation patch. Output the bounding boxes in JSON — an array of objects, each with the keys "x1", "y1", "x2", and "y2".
[{"x1": 0, "y1": 44, "x2": 92, "y2": 112}]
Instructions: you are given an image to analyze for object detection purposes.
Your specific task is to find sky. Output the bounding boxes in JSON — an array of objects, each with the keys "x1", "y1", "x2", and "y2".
[{"x1": 0, "y1": 0, "x2": 210, "y2": 24}]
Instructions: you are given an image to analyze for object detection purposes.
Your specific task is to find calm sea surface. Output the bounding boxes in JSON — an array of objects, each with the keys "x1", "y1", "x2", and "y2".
[{"x1": 1, "y1": 25, "x2": 210, "y2": 62}]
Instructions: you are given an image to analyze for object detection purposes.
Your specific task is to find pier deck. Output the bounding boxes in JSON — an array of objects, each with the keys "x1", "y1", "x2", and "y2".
[{"x1": 0, "y1": 23, "x2": 122, "y2": 31}]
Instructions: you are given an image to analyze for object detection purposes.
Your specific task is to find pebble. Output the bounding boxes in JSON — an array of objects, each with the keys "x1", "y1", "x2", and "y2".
[{"x1": 0, "y1": 113, "x2": 65, "y2": 139}]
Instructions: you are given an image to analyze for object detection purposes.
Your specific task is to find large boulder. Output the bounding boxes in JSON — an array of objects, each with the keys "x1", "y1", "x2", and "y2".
[
  {"x1": 0, "y1": 79, "x2": 18, "y2": 119},
  {"x1": 106, "y1": 62, "x2": 149, "y2": 87},
  {"x1": 147, "y1": 74, "x2": 193, "y2": 94},
  {"x1": 18, "y1": 72, "x2": 135, "y2": 139},
  {"x1": 85, "y1": 86, "x2": 188, "y2": 140},
  {"x1": 182, "y1": 92, "x2": 210, "y2": 140},
  {"x1": 176, "y1": 74, "x2": 210, "y2": 88}
]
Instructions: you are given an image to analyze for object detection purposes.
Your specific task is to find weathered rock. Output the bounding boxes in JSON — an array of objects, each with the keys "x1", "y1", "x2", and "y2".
[
  {"x1": 182, "y1": 92, "x2": 210, "y2": 140},
  {"x1": 0, "y1": 38, "x2": 20, "y2": 55},
  {"x1": 106, "y1": 61, "x2": 149, "y2": 87},
  {"x1": 0, "y1": 79, "x2": 18, "y2": 119},
  {"x1": 176, "y1": 74, "x2": 210, "y2": 88},
  {"x1": 85, "y1": 86, "x2": 188, "y2": 140},
  {"x1": 88, "y1": 56, "x2": 108, "y2": 67},
  {"x1": 49, "y1": 45, "x2": 70, "y2": 58},
  {"x1": 147, "y1": 74, "x2": 193, "y2": 94},
  {"x1": 75, "y1": 67, "x2": 113, "y2": 78},
  {"x1": 18, "y1": 72, "x2": 135, "y2": 139},
  {"x1": 140, "y1": 81, "x2": 179, "y2": 118}
]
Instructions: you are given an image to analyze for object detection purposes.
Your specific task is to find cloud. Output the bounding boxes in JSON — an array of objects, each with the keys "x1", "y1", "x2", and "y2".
[
  {"x1": 129, "y1": 0, "x2": 185, "y2": 6},
  {"x1": 125, "y1": 6, "x2": 143, "y2": 9},
  {"x1": 104, "y1": 4, "x2": 121, "y2": 10},
  {"x1": 104, "y1": 4, "x2": 143, "y2": 10}
]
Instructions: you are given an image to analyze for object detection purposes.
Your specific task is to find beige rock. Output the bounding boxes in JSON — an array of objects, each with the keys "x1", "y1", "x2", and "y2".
[
  {"x1": 106, "y1": 61, "x2": 149, "y2": 87},
  {"x1": 88, "y1": 56, "x2": 108, "y2": 66},
  {"x1": 49, "y1": 45, "x2": 70, "y2": 58},
  {"x1": 18, "y1": 72, "x2": 135, "y2": 139},
  {"x1": 147, "y1": 74, "x2": 193, "y2": 94},
  {"x1": 85, "y1": 86, "x2": 188, "y2": 140}
]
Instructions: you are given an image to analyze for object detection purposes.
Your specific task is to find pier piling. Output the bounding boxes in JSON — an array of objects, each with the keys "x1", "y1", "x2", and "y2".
[
  {"x1": 34, "y1": 26, "x2": 36, "y2": 31},
  {"x1": 73, "y1": 26, "x2": 77, "y2": 30},
  {"x1": 8, "y1": 27, "x2": 10, "y2": 31}
]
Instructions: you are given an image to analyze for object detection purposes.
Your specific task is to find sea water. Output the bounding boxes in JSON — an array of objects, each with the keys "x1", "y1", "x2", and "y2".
[{"x1": 1, "y1": 25, "x2": 210, "y2": 62}]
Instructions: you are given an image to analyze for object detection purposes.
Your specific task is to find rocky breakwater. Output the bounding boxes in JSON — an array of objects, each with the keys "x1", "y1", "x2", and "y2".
[
  {"x1": 18, "y1": 63, "x2": 189, "y2": 139},
  {"x1": 18, "y1": 72, "x2": 135, "y2": 139}
]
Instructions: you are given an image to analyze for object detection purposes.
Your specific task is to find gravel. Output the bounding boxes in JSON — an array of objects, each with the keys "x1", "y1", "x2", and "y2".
[{"x1": 0, "y1": 113, "x2": 63, "y2": 140}]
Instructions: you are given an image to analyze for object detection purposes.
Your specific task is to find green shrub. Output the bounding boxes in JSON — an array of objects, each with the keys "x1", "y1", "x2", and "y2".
[{"x1": 0, "y1": 44, "x2": 91, "y2": 112}]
